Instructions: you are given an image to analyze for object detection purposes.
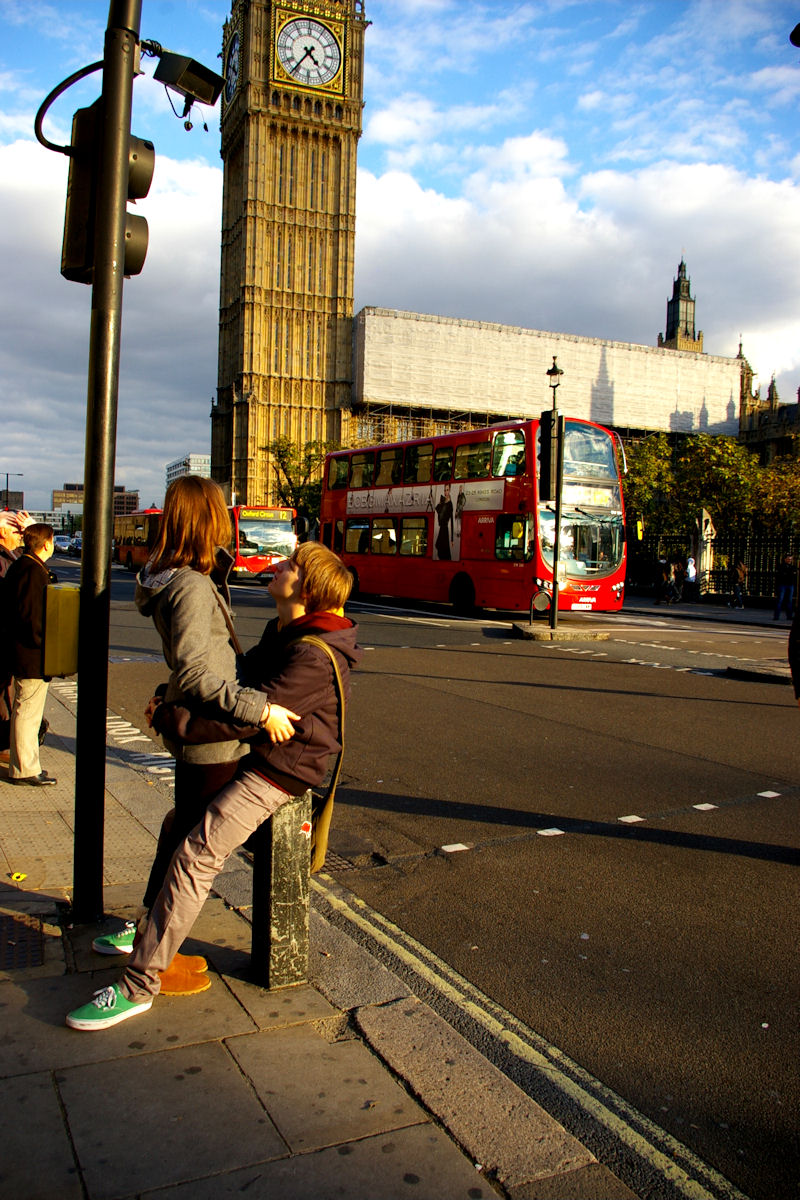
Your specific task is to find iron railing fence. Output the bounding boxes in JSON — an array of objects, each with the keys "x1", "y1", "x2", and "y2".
[{"x1": 627, "y1": 531, "x2": 800, "y2": 604}]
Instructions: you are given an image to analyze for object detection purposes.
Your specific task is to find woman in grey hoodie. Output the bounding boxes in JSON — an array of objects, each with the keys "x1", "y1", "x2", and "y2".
[{"x1": 92, "y1": 477, "x2": 296, "y2": 984}]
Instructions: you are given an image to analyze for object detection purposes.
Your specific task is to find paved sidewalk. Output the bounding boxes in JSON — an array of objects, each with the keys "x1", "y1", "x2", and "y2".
[{"x1": 0, "y1": 685, "x2": 638, "y2": 1200}]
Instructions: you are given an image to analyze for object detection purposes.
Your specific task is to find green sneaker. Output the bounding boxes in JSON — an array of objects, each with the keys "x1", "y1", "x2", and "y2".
[
  {"x1": 92, "y1": 920, "x2": 137, "y2": 955},
  {"x1": 66, "y1": 984, "x2": 152, "y2": 1031}
]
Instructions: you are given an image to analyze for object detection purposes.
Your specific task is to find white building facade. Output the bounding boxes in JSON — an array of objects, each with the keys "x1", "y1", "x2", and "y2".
[
  {"x1": 352, "y1": 308, "x2": 745, "y2": 439},
  {"x1": 165, "y1": 453, "x2": 212, "y2": 490}
]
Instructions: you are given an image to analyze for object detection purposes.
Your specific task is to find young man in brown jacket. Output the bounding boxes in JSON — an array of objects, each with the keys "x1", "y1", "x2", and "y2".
[{"x1": 67, "y1": 542, "x2": 360, "y2": 1030}]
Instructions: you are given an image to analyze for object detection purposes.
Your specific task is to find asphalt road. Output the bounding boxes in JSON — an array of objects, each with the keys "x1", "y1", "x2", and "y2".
[{"x1": 55, "y1": 556, "x2": 799, "y2": 1200}]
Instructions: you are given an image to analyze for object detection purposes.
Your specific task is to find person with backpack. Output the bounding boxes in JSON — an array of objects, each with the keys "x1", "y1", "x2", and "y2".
[{"x1": 66, "y1": 542, "x2": 360, "y2": 1030}]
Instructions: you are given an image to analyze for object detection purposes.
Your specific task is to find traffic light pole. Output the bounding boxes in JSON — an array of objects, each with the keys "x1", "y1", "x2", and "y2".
[{"x1": 72, "y1": 0, "x2": 142, "y2": 922}]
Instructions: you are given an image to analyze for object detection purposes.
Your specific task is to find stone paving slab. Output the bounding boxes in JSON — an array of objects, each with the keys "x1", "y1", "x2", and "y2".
[
  {"x1": 356, "y1": 995, "x2": 595, "y2": 1192},
  {"x1": 57, "y1": 1040, "x2": 288, "y2": 1200},
  {"x1": 0, "y1": 1071, "x2": 84, "y2": 1200},
  {"x1": 226, "y1": 1023, "x2": 428, "y2": 1153},
  {"x1": 0, "y1": 972, "x2": 256, "y2": 1077},
  {"x1": 224, "y1": 977, "x2": 338, "y2": 1030},
  {"x1": 509, "y1": 1161, "x2": 639, "y2": 1200},
  {"x1": 147, "y1": 1123, "x2": 493, "y2": 1200}
]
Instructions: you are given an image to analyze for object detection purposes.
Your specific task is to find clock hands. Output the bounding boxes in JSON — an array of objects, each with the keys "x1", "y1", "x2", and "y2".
[{"x1": 291, "y1": 44, "x2": 321, "y2": 75}]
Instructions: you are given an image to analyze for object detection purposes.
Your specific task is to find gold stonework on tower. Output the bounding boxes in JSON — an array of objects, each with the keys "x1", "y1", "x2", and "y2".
[{"x1": 212, "y1": 0, "x2": 368, "y2": 504}]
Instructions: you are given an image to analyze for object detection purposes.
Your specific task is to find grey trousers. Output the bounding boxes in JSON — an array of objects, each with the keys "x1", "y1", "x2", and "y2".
[
  {"x1": 9, "y1": 677, "x2": 48, "y2": 779},
  {"x1": 120, "y1": 769, "x2": 291, "y2": 1002}
]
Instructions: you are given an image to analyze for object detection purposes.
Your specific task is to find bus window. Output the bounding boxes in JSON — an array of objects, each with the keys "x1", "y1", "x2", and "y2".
[
  {"x1": 404, "y1": 443, "x2": 432, "y2": 484},
  {"x1": 563, "y1": 423, "x2": 617, "y2": 480},
  {"x1": 493, "y1": 430, "x2": 526, "y2": 476},
  {"x1": 350, "y1": 451, "x2": 375, "y2": 489},
  {"x1": 376, "y1": 448, "x2": 403, "y2": 486},
  {"x1": 433, "y1": 446, "x2": 452, "y2": 481},
  {"x1": 333, "y1": 519, "x2": 344, "y2": 554},
  {"x1": 345, "y1": 517, "x2": 370, "y2": 554},
  {"x1": 400, "y1": 516, "x2": 428, "y2": 556},
  {"x1": 455, "y1": 440, "x2": 491, "y2": 480},
  {"x1": 371, "y1": 517, "x2": 397, "y2": 555},
  {"x1": 495, "y1": 514, "x2": 534, "y2": 561},
  {"x1": 328, "y1": 456, "x2": 350, "y2": 489}
]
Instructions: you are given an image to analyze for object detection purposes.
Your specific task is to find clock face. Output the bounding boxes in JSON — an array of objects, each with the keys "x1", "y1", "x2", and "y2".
[
  {"x1": 276, "y1": 17, "x2": 341, "y2": 87},
  {"x1": 224, "y1": 31, "x2": 240, "y2": 104}
]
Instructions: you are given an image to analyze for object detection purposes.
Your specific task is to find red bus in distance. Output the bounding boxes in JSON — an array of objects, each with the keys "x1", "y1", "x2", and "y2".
[
  {"x1": 113, "y1": 504, "x2": 299, "y2": 581},
  {"x1": 319, "y1": 418, "x2": 626, "y2": 614}
]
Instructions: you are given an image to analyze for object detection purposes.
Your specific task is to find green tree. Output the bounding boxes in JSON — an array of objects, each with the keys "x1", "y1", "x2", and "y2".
[
  {"x1": 622, "y1": 434, "x2": 677, "y2": 533},
  {"x1": 672, "y1": 435, "x2": 759, "y2": 532},
  {"x1": 753, "y1": 454, "x2": 800, "y2": 535},
  {"x1": 261, "y1": 437, "x2": 338, "y2": 522}
]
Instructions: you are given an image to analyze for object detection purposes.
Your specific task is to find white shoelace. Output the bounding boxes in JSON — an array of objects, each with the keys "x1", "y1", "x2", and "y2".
[{"x1": 91, "y1": 986, "x2": 118, "y2": 1010}]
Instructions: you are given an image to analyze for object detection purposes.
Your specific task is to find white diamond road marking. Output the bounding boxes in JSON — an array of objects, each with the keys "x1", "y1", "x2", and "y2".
[
  {"x1": 441, "y1": 843, "x2": 471, "y2": 853},
  {"x1": 693, "y1": 803, "x2": 718, "y2": 811},
  {"x1": 758, "y1": 791, "x2": 781, "y2": 798},
  {"x1": 537, "y1": 827, "x2": 565, "y2": 837},
  {"x1": 618, "y1": 814, "x2": 645, "y2": 824}
]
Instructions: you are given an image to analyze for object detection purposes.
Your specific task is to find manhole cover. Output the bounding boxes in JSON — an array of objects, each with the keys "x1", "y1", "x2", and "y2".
[{"x1": 0, "y1": 911, "x2": 45, "y2": 968}]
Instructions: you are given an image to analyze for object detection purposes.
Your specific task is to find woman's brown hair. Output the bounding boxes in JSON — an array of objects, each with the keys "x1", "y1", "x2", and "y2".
[{"x1": 150, "y1": 476, "x2": 231, "y2": 575}]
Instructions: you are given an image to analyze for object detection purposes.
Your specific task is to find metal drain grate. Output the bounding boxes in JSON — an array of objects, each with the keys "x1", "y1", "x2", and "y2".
[
  {"x1": 323, "y1": 851, "x2": 354, "y2": 872},
  {"x1": 0, "y1": 911, "x2": 45, "y2": 968}
]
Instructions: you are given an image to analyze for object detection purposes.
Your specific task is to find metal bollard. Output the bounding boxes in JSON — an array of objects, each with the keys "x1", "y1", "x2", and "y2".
[{"x1": 249, "y1": 790, "x2": 312, "y2": 989}]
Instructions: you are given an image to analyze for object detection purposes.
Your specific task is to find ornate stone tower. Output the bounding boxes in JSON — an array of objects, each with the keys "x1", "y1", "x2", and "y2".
[
  {"x1": 658, "y1": 259, "x2": 703, "y2": 353},
  {"x1": 212, "y1": 1, "x2": 368, "y2": 503}
]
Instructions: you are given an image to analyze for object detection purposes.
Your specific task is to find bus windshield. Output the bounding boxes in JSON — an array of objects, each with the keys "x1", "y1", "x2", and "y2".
[
  {"x1": 237, "y1": 515, "x2": 296, "y2": 560},
  {"x1": 562, "y1": 422, "x2": 619, "y2": 481},
  {"x1": 539, "y1": 509, "x2": 624, "y2": 575}
]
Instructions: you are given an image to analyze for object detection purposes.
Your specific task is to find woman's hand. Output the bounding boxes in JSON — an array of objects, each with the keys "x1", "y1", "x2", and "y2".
[
  {"x1": 144, "y1": 696, "x2": 162, "y2": 728},
  {"x1": 260, "y1": 701, "x2": 301, "y2": 744}
]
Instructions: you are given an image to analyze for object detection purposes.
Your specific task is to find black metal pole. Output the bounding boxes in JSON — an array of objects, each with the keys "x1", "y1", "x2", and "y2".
[{"x1": 72, "y1": 0, "x2": 142, "y2": 922}]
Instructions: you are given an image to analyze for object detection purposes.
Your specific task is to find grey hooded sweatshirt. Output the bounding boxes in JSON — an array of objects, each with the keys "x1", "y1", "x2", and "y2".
[{"x1": 135, "y1": 557, "x2": 265, "y2": 764}]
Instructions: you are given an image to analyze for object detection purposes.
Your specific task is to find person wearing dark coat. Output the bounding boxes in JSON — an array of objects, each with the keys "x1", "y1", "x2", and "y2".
[
  {"x1": 67, "y1": 542, "x2": 361, "y2": 1030},
  {"x1": 4, "y1": 523, "x2": 56, "y2": 785},
  {"x1": 0, "y1": 510, "x2": 32, "y2": 756}
]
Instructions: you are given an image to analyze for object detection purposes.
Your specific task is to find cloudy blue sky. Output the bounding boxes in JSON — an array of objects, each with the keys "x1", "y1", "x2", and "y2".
[{"x1": 1, "y1": 0, "x2": 799, "y2": 510}]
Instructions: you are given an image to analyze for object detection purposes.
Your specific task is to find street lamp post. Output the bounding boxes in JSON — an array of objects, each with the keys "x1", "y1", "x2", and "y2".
[
  {"x1": 545, "y1": 358, "x2": 565, "y2": 631},
  {"x1": 2, "y1": 472, "x2": 23, "y2": 509}
]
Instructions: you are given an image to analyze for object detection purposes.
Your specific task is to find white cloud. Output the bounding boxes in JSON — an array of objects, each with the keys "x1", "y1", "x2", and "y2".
[{"x1": 0, "y1": 138, "x2": 222, "y2": 509}]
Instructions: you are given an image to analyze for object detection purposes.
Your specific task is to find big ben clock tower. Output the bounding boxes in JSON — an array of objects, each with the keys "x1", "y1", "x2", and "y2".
[{"x1": 213, "y1": 1, "x2": 368, "y2": 503}]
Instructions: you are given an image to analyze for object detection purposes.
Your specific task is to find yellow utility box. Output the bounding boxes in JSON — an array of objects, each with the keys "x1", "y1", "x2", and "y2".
[{"x1": 43, "y1": 583, "x2": 80, "y2": 677}]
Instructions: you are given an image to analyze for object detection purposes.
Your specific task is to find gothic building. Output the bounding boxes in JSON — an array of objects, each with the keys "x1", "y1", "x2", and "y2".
[
  {"x1": 212, "y1": 0, "x2": 368, "y2": 504},
  {"x1": 658, "y1": 259, "x2": 703, "y2": 353},
  {"x1": 209, "y1": 4, "x2": 763, "y2": 503}
]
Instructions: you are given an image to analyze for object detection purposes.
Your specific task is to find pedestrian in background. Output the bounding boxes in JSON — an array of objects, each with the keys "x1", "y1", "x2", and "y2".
[
  {"x1": 773, "y1": 553, "x2": 795, "y2": 621},
  {"x1": 728, "y1": 560, "x2": 747, "y2": 609},
  {"x1": 0, "y1": 511, "x2": 31, "y2": 759},
  {"x1": 3, "y1": 523, "x2": 56, "y2": 786}
]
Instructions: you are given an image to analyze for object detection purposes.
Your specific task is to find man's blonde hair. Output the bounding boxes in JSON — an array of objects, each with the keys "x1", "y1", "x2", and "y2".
[
  {"x1": 294, "y1": 542, "x2": 352, "y2": 613},
  {"x1": 151, "y1": 476, "x2": 231, "y2": 575}
]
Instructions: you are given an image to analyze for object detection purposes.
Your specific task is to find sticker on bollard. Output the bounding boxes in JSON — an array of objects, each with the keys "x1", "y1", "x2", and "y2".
[{"x1": 300, "y1": 821, "x2": 312, "y2": 838}]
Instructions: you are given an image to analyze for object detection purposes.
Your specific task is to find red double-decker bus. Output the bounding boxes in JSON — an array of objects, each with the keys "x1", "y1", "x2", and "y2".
[
  {"x1": 319, "y1": 418, "x2": 626, "y2": 614},
  {"x1": 113, "y1": 504, "x2": 299, "y2": 580}
]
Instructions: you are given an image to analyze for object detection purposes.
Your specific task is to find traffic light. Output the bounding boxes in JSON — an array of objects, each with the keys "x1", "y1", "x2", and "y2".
[
  {"x1": 61, "y1": 99, "x2": 154, "y2": 284},
  {"x1": 539, "y1": 409, "x2": 558, "y2": 501}
]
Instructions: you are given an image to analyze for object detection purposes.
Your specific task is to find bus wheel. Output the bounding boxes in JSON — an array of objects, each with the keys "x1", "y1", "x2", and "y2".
[
  {"x1": 450, "y1": 574, "x2": 475, "y2": 615},
  {"x1": 348, "y1": 568, "x2": 360, "y2": 599},
  {"x1": 125, "y1": 553, "x2": 133, "y2": 571}
]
